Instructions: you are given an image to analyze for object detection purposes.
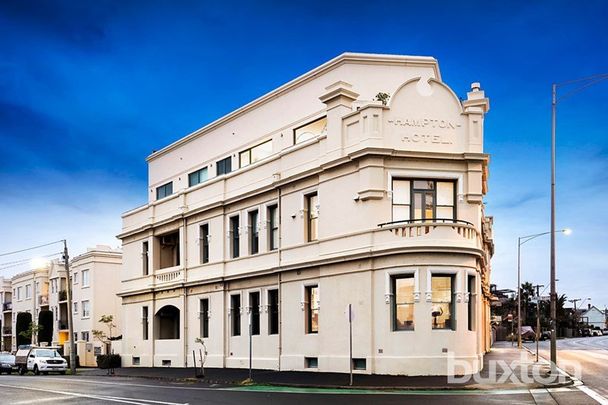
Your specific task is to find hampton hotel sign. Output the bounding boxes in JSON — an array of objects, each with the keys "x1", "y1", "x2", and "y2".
[{"x1": 387, "y1": 117, "x2": 461, "y2": 145}]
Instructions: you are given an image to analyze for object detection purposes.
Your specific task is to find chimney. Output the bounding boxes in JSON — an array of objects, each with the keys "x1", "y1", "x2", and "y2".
[{"x1": 588, "y1": 303, "x2": 592, "y2": 310}]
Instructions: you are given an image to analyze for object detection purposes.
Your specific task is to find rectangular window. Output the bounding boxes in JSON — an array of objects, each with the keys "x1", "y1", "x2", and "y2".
[
  {"x1": 432, "y1": 275, "x2": 455, "y2": 330},
  {"x1": 249, "y1": 291, "x2": 260, "y2": 335},
  {"x1": 81, "y1": 331, "x2": 89, "y2": 342},
  {"x1": 73, "y1": 272, "x2": 78, "y2": 284},
  {"x1": 468, "y1": 275, "x2": 476, "y2": 331},
  {"x1": 142, "y1": 241, "x2": 149, "y2": 275},
  {"x1": 142, "y1": 306, "x2": 149, "y2": 340},
  {"x1": 268, "y1": 289, "x2": 279, "y2": 335},
  {"x1": 216, "y1": 156, "x2": 232, "y2": 176},
  {"x1": 248, "y1": 210, "x2": 259, "y2": 255},
  {"x1": 200, "y1": 298, "x2": 209, "y2": 338},
  {"x1": 132, "y1": 357, "x2": 141, "y2": 366},
  {"x1": 188, "y1": 167, "x2": 208, "y2": 187},
  {"x1": 239, "y1": 139, "x2": 273, "y2": 168},
  {"x1": 158, "y1": 231, "x2": 180, "y2": 269},
  {"x1": 82, "y1": 300, "x2": 90, "y2": 318},
  {"x1": 392, "y1": 179, "x2": 456, "y2": 222},
  {"x1": 200, "y1": 224, "x2": 209, "y2": 264},
  {"x1": 305, "y1": 285, "x2": 319, "y2": 334},
  {"x1": 82, "y1": 269, "x2": 89, "y2": 287},
  {"x1": 25, "y1": 284, "x2": 31, "y2": 299},
  {"x1": 268, "y1": 205, "x2": 279, "y2": 251},
  {"x1": 305, "y1": 357, "x2": 318, "y2": 368},
  {"x1": 353, "y1": 358, "x2": 367, "y2": 370},
  {"x1": 306, "y1": 193, "x2": 319, "y2": 242},
  {"x1": 294, "y1": 116, "x2": 327, "y2": 144},
  {"x1": 230, "y1": 294, "x2": 241, "y2": 336},
  {"x1": 17, "y1": 287, "x2": 21, "y2": 300},
  {"x1": 156, "y1": 182, "x2": 173, "y2": 200},
  {"x1": 230, "y1": 216, "x2": 240, "y2": 258},
  {"x1": 73, "y1": 301, "x2": 78, "y2": 314},
  {"x1": 392, "y1": 275, "x2": 415, "y2": 331}
]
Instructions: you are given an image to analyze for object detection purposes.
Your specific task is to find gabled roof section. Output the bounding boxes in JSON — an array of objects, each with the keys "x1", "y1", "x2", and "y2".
[{"x1": 147, "y1": 52, "x2": 439, "y2": 162}]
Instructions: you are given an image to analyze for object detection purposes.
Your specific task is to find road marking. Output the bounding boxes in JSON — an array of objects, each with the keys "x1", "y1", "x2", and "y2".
[
  {"x1": 529, "y1": 388, "x2": 557, "y2": 404},
  {"x1": 0, "y1": 382, "x2": 189, "y2": 405},
  {"x1": 13, "y1": 396, "x2": 68, "y2": 404},
  {"x1": 577, "y1": 385, "x2": 608, "y2": 405}
]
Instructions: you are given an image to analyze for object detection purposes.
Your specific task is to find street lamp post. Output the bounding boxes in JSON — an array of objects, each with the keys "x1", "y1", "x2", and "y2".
[
  {"x1": 517, "y1": 229, "x2": 570, "y2": 349},
  {"x1": 550, "y1": 73, "x2": 608, "y2": 371}
]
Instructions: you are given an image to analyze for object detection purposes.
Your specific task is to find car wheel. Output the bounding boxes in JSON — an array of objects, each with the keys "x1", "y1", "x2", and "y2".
[
  {"x1": 19, "y1": 367, "x2": 25, "y2": 375},
  {"x1": 33, "y1": 365, "x2": 40, "y2": 376}
]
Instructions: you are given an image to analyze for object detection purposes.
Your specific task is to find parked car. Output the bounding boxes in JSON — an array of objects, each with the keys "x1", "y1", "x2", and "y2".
[
  {"x1": 591, "y1": 329, "x2": 603, "y2": 337},
  {"x1": 0, "y1": 353, "x2": 15, "y2": 374},
  {"x1": 15, "y1": 346, "x2": 67, "y2": 375},
  {"x1": 521, "y1": 326, "x2": 536, "y2": 342},
  {"x1": 539, "y1": 331, "x2": 551, "y2": 341}
]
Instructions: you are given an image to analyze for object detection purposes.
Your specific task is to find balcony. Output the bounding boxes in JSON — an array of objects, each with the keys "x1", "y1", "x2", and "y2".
[
  {"x1": 2, "y1": 302, "x2": 12, "y2": 312},
  {"x1": 2, "y1": 326, "x2": 11, "y2": 335},
  {"x1": 154, "y1": 268, "x2": 185, "y2": 286},
  {"x1": 377, "y1": 219, "x2": 482, "y2": 251},
  {"x1": 58, "y1": 290, "x2": 67, "y2": 302},
  {"x1": 39, "y1": 294, "x2": 49, "y2": 306}
]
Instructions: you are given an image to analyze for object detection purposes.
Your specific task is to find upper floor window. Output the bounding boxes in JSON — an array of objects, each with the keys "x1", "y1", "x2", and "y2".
[
  {"x1": 392, "y1": 179, "x2": 455, "y2": 222},
  {"x1": 142, "y1": 241, "x2": 149, "y2": 275},
  {"x1": 268, "y1": 205, "x2": 279, "y2": 251},
  {"x1": 229, "y1": 215, "x2": 240, "y2": 259},
  {"x1": 82, "y1": 300, "x2": 90, "y2": 318},
  {"x1": 305, "y1": 193, "x2": 319, "y2": 242},
  {"x1": 294, "y1": 116, "x2": 327, "y2": 144},
  {"x1": 432, "y1": 275, "x2": 455, "y2": 330},
  {"x1": 248, "y1": 210, "x2": 259, "y2": 255},
  {"x1": 156, "y1": 182, "x2": 173, "y2": 200},
  {"x1": 239, "y1": 140, "x2": 272, "y2": 168},
  {"x1": 82, "y1": 269, "x2": 89, "y2": 287},
  {"x1": 216, "y1": 156, "x2": 232, "y2": 176},
  {"x1": 188, "y1": 167, "x2": 208, "y2": 187},
  {"x1": 25, "y1": 284, "x2": 31, "y2": 299},
  {"x1": 158, "y1": 231, "x2": 180, "y2": 269},
  {"x1": 200, "y1": 224, "x2": 209, "y2": 264},
  {"x1": 73, "y1": 272, "x2": 78, "y2": 284}
]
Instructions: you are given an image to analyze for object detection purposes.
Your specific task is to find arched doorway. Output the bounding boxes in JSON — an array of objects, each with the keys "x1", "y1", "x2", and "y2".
[
  {"x1": 16, "y1": 312, "x2": 32, "y2": 347},
  {"x1": 154, "y1": 305, "x2": 180, "y2": 339}
]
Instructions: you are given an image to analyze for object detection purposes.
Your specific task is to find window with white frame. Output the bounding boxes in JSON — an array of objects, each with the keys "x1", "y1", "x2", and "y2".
[
  {"x1": 392, "y1": 275, "x2": 415, "y2": 331},
  {"x1": 431, "y1": 275, "x2": 455, "y2": 330},
  {"x1": 239, "y1": 140, "x2": 273, "y2": 168},
  {"x1": 25, "y1": 284, "x2": 31, "y2": 299},
  {"x1": 82, "y1": 269, "x2": 89, "y2": 287},
  {"x1": 392, "y1": 179, "x2": 456, "y2": 222},
  {"x1": 73, "y1": 301, "x2": 78, "y2": 314},
  {"x1": 82, "y1": 300, "x2": 90, "y2": 318}
]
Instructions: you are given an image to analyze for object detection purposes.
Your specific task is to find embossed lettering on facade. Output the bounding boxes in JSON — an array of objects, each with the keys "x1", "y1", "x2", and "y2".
[{"x1": 388, "y1": 117, "x2": 460, "y2": 145}]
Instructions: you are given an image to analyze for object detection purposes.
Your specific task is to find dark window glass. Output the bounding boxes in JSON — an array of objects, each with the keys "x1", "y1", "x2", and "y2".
[
  {"x1": 268, "y1": 205, "x2": 279, "y2": 251},
  {"x1": 230, "y1": 216, "x2": 240, "y2": 258},
  {"x1": 188, "y1": 167, "x2": 208, "y2": 187},
  {"x1": 306, "y1": 285, "x2": 319, "y2": 333},
  {"x1": 217, "y1": 157, "x2": 232, "y2": 176},
  {"x1": 248, "y1": 210, "x2": 259, "y2": 255},
  {"x1": 468, "y1": 275, "x2": 476, "y2": 331},
  {"x1": 156, "y1": 182, "x2": 173, "y2": 200},
  {"x1": 142, "y1": 241, "x2": 149, "y2": 276},
  {"x1": 200, "y1": 224, "x2": 209, "y2": 264},
  {"x1": 432, "y1": 275, "x2": 455, "y2": 330},
  {"x1": 268, "y1": 289, "x2": 279, "y2": 335},
  {"x1": 231, "y1": 294, "x2": 241, "y2": 336},
  {"x1": 142, "y1": 306, "x2": 149, "y2": 340},
  {"x1": 200, "y1": 299, "x2": 209, "y2": 338},
  {"x1": 249, "y1": 292, "x2": 260, "y2": 335},
  {"x1": 392, "y1": 276, "x2": 415, "y2": 331}
]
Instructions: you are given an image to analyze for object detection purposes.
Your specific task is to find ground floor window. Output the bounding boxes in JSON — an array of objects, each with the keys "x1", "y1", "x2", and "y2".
[
  {"x1": 305, "y1": 286, "x2": 319, "y2": 333},
  {"x1": 392, "y1": 275, "x2": 415, "y2": 330},
  {"x1": 431, "y1": 275, "x2": 455, "y2": 330},
  {"x1": 249, "y1": 291, "x2": 260, "y2": 335},
  {"x1": 268, "y1": 289, "x2": 279, "y2": 335},
  {"x1": 199, "y1": 299, "x2": 209, "y2": 338},
  {"x1": 468, "y1": 275, "x2": 476, "y2": 331},
  {"x1": 231, "y1": 295, "x2": 241, "y2": 336}
]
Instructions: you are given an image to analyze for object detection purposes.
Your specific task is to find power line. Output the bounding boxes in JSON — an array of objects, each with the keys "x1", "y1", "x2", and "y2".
[
  {"x1": 0, "y1": 240, "x2": 64, "y2": 258},
  {"x1": 0, "y1": 252, "x2": 62, "y2": 272}
]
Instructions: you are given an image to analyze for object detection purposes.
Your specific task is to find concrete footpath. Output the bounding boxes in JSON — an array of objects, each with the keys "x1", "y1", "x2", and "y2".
[{"x1": 78, "y1": 342, "x2": 572, "y2": 391}]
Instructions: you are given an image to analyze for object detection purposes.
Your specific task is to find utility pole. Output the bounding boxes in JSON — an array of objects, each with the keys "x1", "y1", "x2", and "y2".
[
  {"x1": 550, "y1": 83, "x2": 557, "y2": 374},
  {"x1": 63, "y1": 240, "x2": 76, "y2": 374},
  {"x1": 517, "y1": 239, "x2": 522, "y2": 349},
  {"x1": 569, "y1": 298, "x2": 581, "y2": 333},
  {"x1": 533, "y1": 284, "x2": 544, "y2": 362}
]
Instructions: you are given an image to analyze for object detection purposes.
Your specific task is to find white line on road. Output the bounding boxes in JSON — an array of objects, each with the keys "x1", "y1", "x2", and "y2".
[
  {"x1": 0, "y1": 382, "x2": 189, "y2": 405},
  {"x1": 577, "y1": 385, "x2": 608, "y2": 405},
  {"x1": 13, "y1": 396, "x2": 68, "y2": 404}
]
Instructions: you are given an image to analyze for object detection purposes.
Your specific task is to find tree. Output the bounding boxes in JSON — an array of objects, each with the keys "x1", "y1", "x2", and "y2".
[
  {"x1": 374, "y1": 92, "x2": 390, "y2": 105},
  {"x1": 92, "y1": 315, "x2": 116, "y2": 355},
  {"x1": 520, "y1": 282, "x2": 536, "y2": 326},
  {"x1": 19, "y1": 322, "x2": 43, "y2": 345}
]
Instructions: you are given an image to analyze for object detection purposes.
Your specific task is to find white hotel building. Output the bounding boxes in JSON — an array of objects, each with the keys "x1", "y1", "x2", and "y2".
[{"x1": 118, "y1": 53, "x2": 494, "y2": 376}]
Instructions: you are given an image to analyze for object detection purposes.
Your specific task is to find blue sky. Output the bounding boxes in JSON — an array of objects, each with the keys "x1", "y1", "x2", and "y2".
[{"x1": 1, "y1": 1, "x2": 607, "y2": 309}]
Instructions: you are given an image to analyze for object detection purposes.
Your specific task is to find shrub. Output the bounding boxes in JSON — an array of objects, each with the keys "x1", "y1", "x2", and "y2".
[{"x1": 97, "y1": 354, "x2": 121, "y2": 369}]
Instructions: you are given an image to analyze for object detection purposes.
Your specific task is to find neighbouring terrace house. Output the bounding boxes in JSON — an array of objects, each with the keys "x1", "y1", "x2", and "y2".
[
  {"x1": 0, "y1": 277, "x2": 12, "y2": 351},
  {"x1": 118, "y1": 52, "x2": 494, "y2": 376}
]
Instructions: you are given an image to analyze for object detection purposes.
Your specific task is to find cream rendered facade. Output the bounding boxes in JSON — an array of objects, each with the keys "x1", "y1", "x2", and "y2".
[
  {"x1": 10, "y1": 267, "x2": 49, "y2": 350},
  {"x1": 1, "y1": 277, "x2": 12, "y2": 351},
  {"x1": 119, "y1": 53, "x2": 494, "y2": 376}
]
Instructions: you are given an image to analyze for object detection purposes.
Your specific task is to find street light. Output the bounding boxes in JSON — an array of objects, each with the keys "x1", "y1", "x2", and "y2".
[
  {"x1": 551, "y1": 74, "x2": 608, "y2": 372},
  {"x1": 517, "y1": 229, "x2": 570, "y2": 349}
]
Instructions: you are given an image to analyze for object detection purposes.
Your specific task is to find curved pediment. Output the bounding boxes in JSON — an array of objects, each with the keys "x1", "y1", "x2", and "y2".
[{"x1": 385, "y1": 77, "x2": 466, "y2": 153}]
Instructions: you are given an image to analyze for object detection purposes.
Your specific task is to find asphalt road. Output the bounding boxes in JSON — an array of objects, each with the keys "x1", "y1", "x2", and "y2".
[
  {"x1": 0, "y1": 373, "x2": 601, "y2": 404},
  {"x1": 526, "y1": 335, "x2": 608, "y2": 403}
]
